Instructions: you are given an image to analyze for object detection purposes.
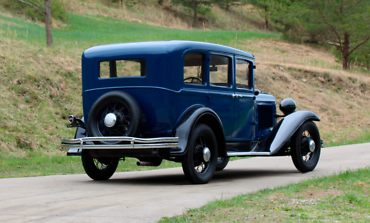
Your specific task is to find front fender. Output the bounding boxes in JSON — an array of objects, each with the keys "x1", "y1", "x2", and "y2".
[
  {"x1": 269, "y1": 111, "x2": 320, "y2": 154},
  {"x1": 173, "y1": 107, "x2": 225, "y2": 155}
]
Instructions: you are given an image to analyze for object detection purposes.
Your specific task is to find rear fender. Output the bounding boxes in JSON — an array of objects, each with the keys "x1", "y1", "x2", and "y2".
[
  {"x1": 173, "y1": 106, "x2": 226, "y2": 156},
  {"x1": 268, "y1": 111, "x2": 320, "y2": 154},
  {"x1": 67, "y1": 117, "x2": 86, "y2": 156}
]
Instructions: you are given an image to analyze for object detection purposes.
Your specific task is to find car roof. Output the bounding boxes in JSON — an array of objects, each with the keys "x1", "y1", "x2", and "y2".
[{"x1": 83, "y1": 40, "x2": 254, "y2": 60}]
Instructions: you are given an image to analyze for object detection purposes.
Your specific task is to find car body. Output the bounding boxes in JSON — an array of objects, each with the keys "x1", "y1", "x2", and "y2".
[{"x1": 61, "y1": 41, "x2": 322, "y2": 184}]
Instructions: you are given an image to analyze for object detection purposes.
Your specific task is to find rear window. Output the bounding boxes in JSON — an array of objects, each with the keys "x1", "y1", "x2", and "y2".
[{"x1": 100, "y1": 59, "x2": 146, "y2": 79}]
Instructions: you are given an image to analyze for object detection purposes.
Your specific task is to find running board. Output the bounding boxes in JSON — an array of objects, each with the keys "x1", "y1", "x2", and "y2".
[{"x1": 227, "y1": 151, "x2": 271, "y2": 157}]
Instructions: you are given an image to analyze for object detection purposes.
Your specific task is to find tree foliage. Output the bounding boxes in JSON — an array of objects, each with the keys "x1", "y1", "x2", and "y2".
[
  {"x1": 0, "y1": 0, "x2": 67, "y2": 22},
  {"x1": 245, "y1": 0, "x2": 270, "y2": 29},
  {"x1": 1, "y1": 0, "x2": 68, "y2": 47},
  {"x1": 216, "y1": 0, "x2": 240, "y2": 11},
  {"x1": 252, "y1": 0, "x2": 370, "y2": 70},
  {"x1": 171, "y1": 0, "x2": 214, "y2": 27}
]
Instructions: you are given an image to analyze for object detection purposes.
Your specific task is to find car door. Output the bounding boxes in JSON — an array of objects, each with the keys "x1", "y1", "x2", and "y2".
[
  {"x1": 175, "y1": 52, "x2": 209, "y2": 119},
  {"x1": 232, "y1": 57, "x2": 256, "y2": 141},
  {"x1": 207, "y1": 53, "x2": 235, "y2": 139}
]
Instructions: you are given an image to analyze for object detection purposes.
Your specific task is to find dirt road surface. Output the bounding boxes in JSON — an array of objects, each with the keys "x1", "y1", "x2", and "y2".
[{"x1": 1, "y1": 143, "x2": 369, "y2": 223}]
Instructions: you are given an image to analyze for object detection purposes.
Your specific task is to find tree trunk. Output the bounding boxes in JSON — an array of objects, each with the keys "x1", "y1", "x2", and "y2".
[
  {"x1": 193, "y1": 0, "x2": 198, "y2": 27},
  {"x1": 265, "y1": 15, "x2": 269, "y2": 29},
  {"x1": 264, "y1": 7, "x2": 268, "y2": 29},
  {"x1": 342, "y1": 32, "x2": 350, "y2": 70},
  {"x1": 44, "y1": 0, "x2": 53, "y2": 47}
]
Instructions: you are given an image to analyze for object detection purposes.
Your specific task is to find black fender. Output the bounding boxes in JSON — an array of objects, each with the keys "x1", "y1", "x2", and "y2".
[
  {"x1": 74, "y1": 117, "x2": 86, "y2": 139},
  {"x1": 268, "y1": 111, "x2": 320, "y2": 155},
  {"x1": 173, "y1": 106, "x2": 226, "y2": 156},
  {"x1": 67, "y1": 117, "x2": 86, "y2": 156}
]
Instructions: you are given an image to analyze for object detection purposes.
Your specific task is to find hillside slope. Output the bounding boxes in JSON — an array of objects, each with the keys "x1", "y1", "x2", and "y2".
[
  {"x1": 0, "y1": 5, "x2": 369, "y2": 159},
  {"x1": 63, "y1": 0, "x2": 264, "y2": 31}
]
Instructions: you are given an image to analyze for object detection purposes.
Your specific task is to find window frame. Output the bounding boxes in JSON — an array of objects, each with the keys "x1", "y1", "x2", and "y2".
[
  {"x1": 99, "y1": 58, "x2": 147, "y2": 79},
  {"x1": 182, "y1": 52, "x2": 207, "y2": 86},
  {"x1": 208, "y1": 54, "x2": 232, "y2": 89},
  {"x1": 235, "y1": 57, "x2": 254, "y2": 91}
]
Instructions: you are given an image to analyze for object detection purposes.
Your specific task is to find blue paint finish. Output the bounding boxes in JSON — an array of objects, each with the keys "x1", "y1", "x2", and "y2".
[{"x1": 80, "y1": 40, "x2": 275, "y2": 144}]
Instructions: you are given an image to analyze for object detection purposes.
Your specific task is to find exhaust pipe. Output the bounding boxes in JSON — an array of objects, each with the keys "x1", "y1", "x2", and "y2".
[{"x1": 137, "y1": 159, "x2": 162, "y2": 166}]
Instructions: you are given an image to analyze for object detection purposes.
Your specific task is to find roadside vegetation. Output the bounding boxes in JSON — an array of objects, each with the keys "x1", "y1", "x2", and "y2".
[
  {"x1": 0, "y1": 0, "x2": 369, "y2": 179},
  {"x1": 160, "y1": 168, "x2": 370, "y2": 222}
]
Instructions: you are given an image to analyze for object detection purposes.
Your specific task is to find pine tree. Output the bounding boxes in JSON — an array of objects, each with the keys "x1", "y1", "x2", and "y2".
[{"x1": 268, "y1": 0, "x2": 370, "y2": 70}]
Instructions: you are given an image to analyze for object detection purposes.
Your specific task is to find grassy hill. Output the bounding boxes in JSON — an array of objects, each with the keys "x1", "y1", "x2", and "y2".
[{"x1": 0, "y1": 1, "x2": 369, "y2": 177}]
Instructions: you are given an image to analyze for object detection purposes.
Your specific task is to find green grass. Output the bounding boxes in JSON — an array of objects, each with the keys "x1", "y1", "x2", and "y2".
[
  {"x1": 0, "y1": 12, "x2": 280, "y2": 50},
  {"x1": 324, "y1": 127, "x2": 370, "y2": 147},
  {"x1": 160, "y1": 168, "x2": 370, "y2": 222},
  {"x1": 0, "y1": 151, "x2": 181, "y2": 178}
]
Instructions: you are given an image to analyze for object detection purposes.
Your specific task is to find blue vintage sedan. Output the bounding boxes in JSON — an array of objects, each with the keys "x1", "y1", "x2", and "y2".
[{"x1": 62, "y1": 41, "x2": 322, "y2": 184}]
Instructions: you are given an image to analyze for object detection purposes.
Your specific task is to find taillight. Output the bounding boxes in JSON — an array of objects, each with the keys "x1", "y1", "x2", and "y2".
[{"x1": 68, "y1": 115, "x2": 75, "y2": 124}]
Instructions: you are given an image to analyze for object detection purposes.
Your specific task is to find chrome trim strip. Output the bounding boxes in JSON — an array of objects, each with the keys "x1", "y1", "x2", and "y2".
[
  {"x1": 61, "y1": 136, "x2": 178, "y2": 144},
  {"x1": 61, "y1": 136, "x2": 179, "y2": 150},
  {"x1": 227, "y1": 151, "x2": 271, "y2": 156},
  {"x1": 61, "y1": 143, "x2": 179, "y2": 150}
]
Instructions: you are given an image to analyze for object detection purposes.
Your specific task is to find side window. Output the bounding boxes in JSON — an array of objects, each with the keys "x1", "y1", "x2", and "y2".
[
  {"x1": 236, "y1": 59, "x2": 251, "y2": 89},
  {"x1": 100, "y1": 59, "x2": 146, "y2": 79},
  {"x1": 210, "y1": 55, "x2": 230, "y2": 87},
  {"x1": 184, "y1": 53, "x2": 204, "y2": 85}
]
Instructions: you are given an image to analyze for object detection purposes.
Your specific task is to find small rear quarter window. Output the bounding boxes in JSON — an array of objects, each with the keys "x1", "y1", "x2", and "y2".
[{"x1": 100, "y1": 59, "x2": 146, "y2": 78}]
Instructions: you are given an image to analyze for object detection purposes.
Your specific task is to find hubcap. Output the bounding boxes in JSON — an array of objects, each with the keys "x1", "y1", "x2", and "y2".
[
  {"x1": 308, "y1": 139, "x2": 316, "y2": 152},
  {"x1": 203, "y1": 147, "x2": 211, "y2": 162},
  {"x1": 104, "y1": 113, "x2": 117, "y2": 128}
]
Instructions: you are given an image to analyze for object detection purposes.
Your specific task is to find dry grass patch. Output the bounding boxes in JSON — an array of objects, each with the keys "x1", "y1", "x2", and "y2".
[
  {"x1": 233, "y1": 38, "x2": 370, "y2": 145},
  {"x1": 0, "y1": 37, "x2": 82, "y2": 154}
]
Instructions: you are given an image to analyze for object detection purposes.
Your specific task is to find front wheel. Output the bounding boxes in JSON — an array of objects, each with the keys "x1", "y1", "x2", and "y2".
[
  {"x1": 82, "y1": 155, "x2": 119, "y2": 180},
  {"x1": 216, "y1": 157, "x2": 229, "y2": 171},
  {"x1": 291, "y1": 121, "x2": 321, "y2": 173},
  {"x1": 182, "y1": 124, "x2": 218, "y2": 184}
]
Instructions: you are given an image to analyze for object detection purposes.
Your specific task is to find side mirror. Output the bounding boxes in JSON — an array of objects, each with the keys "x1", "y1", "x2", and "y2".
[
  {"x1": 280, "y1": 98, "x2": 296, "y2": 116},
  {"x1": 254, "y1": 89, "x2": 260, "y2": 96}
]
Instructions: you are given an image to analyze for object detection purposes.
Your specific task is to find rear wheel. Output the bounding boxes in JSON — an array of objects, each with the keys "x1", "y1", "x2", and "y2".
[
  {"x1": 83, "y1": 91, "x2": 142, "y2": 179},
  {"x1": 82, "y1": 156, "x2": 119, "y2": 180},
  {"x1": 182, "y1": 124, "x2": 218, "y2": 184},
  {"x1": 291, "y1": 121, "x2": 321, "y2": 173}
]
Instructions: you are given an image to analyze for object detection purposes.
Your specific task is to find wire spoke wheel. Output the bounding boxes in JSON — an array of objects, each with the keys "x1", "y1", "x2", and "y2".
[
  {"x1": 193, "y1": 137, "x2": 209, "y2": 173},
  {"x1": 82, "y1": 156, "x2": 119, "y2": 180},
  {"x1": 87, "y1": 91, "x2": 142, "y2": 144},
  {"x1": 93, "y1": 158, "x2": 110, "y2": 170},
  {"x1": 83, "y1": 91, "x2": 142, "y2": 180},
  {"x1": 291, "y1": 121, "x2": 321, "y2": 173},
  {"x1": 97, "y1": 102, "x2": 132, "y2": 137}
]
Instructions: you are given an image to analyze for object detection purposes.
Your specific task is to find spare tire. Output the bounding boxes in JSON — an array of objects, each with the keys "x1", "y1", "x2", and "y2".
[{"x1": 87, "y1": 91, "x2": 142, "y2": 141}]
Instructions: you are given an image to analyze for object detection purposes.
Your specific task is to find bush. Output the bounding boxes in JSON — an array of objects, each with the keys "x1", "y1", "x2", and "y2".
[{"x1": 0, "y1": 0, "x2": 68, "y2": 22}]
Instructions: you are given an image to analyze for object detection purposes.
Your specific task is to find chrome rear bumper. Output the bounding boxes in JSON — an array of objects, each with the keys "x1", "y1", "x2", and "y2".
[{"x1": 61, "y1": 136, "x2": 179, "y2": 150}]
